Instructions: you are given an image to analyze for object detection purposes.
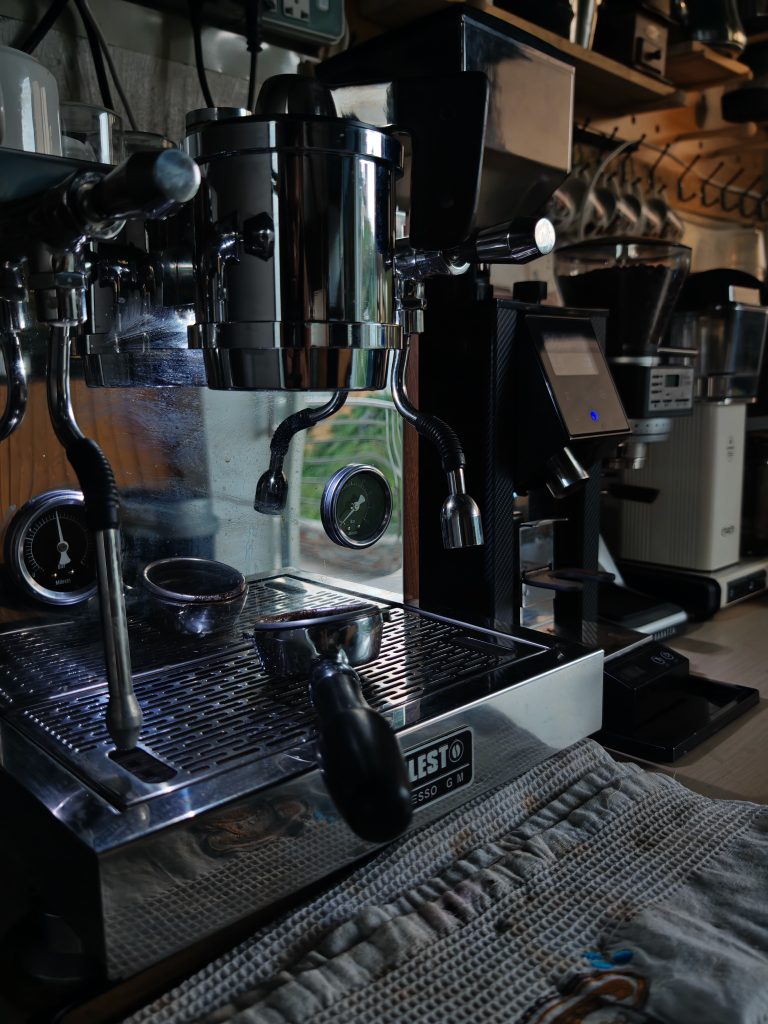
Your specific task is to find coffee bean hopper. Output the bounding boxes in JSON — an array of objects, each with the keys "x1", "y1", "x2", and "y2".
[{"x1": 0, "y1": 15, "x2": 606, "y2": 987}]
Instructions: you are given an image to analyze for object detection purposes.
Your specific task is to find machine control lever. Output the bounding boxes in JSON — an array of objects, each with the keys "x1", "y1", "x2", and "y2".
[
  {"x1": 0, "y1": 152, "x2": 201, "y2": 257},
  {"x1": 80, "y1": 149, "x2": 202, "y2": 225},
  {"x1": 453, "y1": 217, "x2": 556, "y2": 265}
]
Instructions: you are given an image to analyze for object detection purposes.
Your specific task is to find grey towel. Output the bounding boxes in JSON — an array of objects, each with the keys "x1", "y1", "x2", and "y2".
[{"x1": 124, "y1": 740, "x2": 767, "y2": 1024}]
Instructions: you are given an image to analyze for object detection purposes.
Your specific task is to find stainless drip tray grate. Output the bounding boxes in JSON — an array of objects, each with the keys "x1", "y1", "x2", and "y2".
[
  {"x1": 0, "y1": 577, "x2": 356, "y2": 707},
  {"x1": 4, "y1": 577, "x2": 537, "y2": 803}
]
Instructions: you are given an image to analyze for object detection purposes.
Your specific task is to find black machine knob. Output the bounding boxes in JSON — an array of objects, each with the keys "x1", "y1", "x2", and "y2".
[
  {"x1": 309, "y1": 659, "x2": 412, "y2": 843},
  {"x1": 83, "y1": 150, "x2": 201, "y2": 223},
  {"x1": 455, "y1": 217, "x2": 556, "y2": 265}
]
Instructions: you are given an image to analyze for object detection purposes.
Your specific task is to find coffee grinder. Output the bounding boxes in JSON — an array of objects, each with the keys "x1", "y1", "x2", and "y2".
[
  {"x1": 613, "y1": 269, "x2": 768, "y2": 616},
  {"x1": 407, "y1": 236, "x2": 759, "y2": 763},
  {"x1": 551, "y1": 245, "x2": 760, "y2": 759}
]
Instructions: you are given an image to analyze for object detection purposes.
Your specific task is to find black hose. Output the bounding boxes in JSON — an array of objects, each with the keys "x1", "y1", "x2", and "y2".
[
  {"x1": 19, "y1": 0, "x2": 70, "y2": 52},
  {"x1": 245, "y1": 0, "x2": 263, "y2": 111},
  {"x1": 270, "y1": 391, "x2": 347, "y2": 459},
  {"x1": 188, "y1": 0, "x2": 215, "y2": 108},
  {"x1": 73, "y1": 0, "x2": 114, "y2": 111},
  {"x1": 20, "y1": 0, "x2": 114, "y2": 112},
  {"x1": 247, "y1": 48, "x2": 258, "y2": 111},
  {"x1": 413, "y1": 412, "x2": 465, "y2": 474},
  {"x1": 66, "y1": 437, "x2": 120, "y2": 531}
]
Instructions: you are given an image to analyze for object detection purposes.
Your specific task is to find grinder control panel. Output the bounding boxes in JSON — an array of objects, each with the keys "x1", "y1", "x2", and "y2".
[{"x1": 528, "y1": 316, "x2": 630, "y2": 438}]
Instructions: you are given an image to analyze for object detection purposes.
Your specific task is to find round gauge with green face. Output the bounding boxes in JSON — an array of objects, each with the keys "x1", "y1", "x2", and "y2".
[
  {"x1": 5, "y1": 490, "x2": 97, "y2": 605},
  {"x1": 321, "y1": 465, "x2": 392, "y2": 549}
]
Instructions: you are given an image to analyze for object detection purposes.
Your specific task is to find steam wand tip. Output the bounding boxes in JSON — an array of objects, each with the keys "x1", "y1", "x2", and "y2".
[
  {"x1": 254, "y1": 467, "x2": 288, "y2": 515},
  {"x1": 441, "y1": 492, "x2": 484, "y2": 550}
]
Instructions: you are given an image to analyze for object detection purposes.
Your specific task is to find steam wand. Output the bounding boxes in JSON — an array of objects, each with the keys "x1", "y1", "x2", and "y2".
[
  {"x1": 254, "y1": 391, "x2": 347, "y2": 514},
  {"x1": 0, "y1": 148, "x2": 201, "y2": 750},
  {"x1": 391, "y1": 342, "x2": 483, "y2": 550},
  {"x1": 48, "y1": 319, "x2": 141, "y2": 750}
]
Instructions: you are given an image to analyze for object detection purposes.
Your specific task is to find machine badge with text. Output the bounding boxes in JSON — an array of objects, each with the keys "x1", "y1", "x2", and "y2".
[{"x1": 406, "y1": 728, "x2": 473, "y2": 810}]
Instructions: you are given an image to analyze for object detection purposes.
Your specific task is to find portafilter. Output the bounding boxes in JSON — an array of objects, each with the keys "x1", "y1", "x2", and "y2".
[{"x1": 251, "y1": 602, "x2": 412, "y2": 844}]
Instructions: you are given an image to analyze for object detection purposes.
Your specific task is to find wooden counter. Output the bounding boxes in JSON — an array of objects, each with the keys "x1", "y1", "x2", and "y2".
[{"x1": 623, "y1": 594, "x2": 768, "y2": 804}]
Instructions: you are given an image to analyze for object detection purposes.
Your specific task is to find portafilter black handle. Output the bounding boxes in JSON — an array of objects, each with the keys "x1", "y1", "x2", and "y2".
[
  {"x1": 83, "y1": 150, "x2": 201, "y2": 223},
  {"x1": 309, "y1": 659, "x2": 412, "y2": 843}
]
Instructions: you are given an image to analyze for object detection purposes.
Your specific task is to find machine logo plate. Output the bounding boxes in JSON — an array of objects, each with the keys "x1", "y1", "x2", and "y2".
[{"x1": 405, "y1": 728, "x2": 473, "y2": 811}]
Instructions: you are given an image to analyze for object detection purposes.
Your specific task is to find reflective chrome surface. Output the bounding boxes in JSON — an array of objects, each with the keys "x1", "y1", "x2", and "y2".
[
  {"x1": 252, "y1": 600, "x2": 383, "y2": 675},
  {"x1": 187, "y1": 116, "x2": 401, "y2": 391},
  {"x1": 546, "y1": 446, "x2": 590, "y2": 498},
  {"x1": 0, "y1": 260, "x2": 29, "y2": 438},
  {"x1": 0, "y1": 328, "x2": 27, "y2": 440},
  {"x1": 393, "y1": 347, "x2": 484, "y2": 550},
  {"x1": 441, "y1": 468, "x2": 484, "y2": 549},
  {"x1": 0, "y1": 572, "x2": 603, "y2": 979},
  {"x1": 47, "y1": 323, "x2": 142, "y2": 751}
]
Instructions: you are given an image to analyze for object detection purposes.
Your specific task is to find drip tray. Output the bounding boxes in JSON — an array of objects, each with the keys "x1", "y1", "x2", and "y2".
[{"x1": 1, "y1": 577, "x2": 545, "y2": 808}]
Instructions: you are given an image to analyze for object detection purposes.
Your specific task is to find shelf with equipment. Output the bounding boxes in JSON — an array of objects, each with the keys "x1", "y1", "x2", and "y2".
[
  {"x1": 350, "y1": 0, "x2": 683, "y2": 115},
  {"x1": 666, "y1": 40, "x2": 753, "y2": 89}
]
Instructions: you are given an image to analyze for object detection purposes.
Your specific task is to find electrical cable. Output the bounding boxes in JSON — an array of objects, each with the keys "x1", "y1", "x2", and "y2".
[
  {"x1": 72, "y1": 0, "x2": 113, "y2": 111},
  {"x1": 245, "y1": 0, "x2": 263, "y2": 111},
  {"x1": 20, "y1": 0, "x2": 112, "y2": 113},
  {"x1": 76, "y1": 0, "x2": 138, "y2": 131},
  {"x1": 19, "y1": 0, "x2": 70, "y2": 52},
  {"x1": 247, "y1": 48, "x2": 258, "y2": 112},
  {"x1": 188, "y1": 0, "x2": 215, "y2": 108}
]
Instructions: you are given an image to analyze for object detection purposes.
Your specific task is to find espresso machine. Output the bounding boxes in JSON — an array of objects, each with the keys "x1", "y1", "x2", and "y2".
[{"x1": 0, "y1": 13, "x2": 607, "y2": 988}]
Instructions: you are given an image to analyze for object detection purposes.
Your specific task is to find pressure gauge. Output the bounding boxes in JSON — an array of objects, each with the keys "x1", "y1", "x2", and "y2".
[
  {"x1": 4, "y1": 489, "x2": 97, "y2": 605},
  {"x1": 321, "y1": 465, "x2": 392, "y2": 549}
]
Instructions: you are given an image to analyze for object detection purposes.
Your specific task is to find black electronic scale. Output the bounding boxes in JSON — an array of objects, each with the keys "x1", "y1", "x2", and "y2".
[{"x1": 595, "y1": 637, "x2": 758, "y2": 762}]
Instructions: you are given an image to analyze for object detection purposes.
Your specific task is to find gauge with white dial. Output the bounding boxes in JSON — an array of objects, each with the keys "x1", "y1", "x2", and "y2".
[
  {"x1": 321, "y1": 465, "x2": 392, "y2": 549},
  {"x1": 4, "y1": 489, "x2": 97, "y2": 605}
]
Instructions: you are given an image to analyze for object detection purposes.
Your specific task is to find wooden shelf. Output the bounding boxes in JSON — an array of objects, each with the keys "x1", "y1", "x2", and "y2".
[
  {"x1": 666, "y1": 40, "x2": 753, "y2": 88},
  {"x1": 354, "y1": 0, "x2": 682, "y2": 115}
]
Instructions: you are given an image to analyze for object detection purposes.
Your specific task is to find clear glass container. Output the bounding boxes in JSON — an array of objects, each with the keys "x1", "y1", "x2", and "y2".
[{"x1": 60, "y1": 102, "x2": 122, "y2": 163}]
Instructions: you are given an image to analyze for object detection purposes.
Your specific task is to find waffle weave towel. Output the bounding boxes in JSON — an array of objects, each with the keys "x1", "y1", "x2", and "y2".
[{"x1": 124, "y1": 739, "x2": 768, "y2": 1024}]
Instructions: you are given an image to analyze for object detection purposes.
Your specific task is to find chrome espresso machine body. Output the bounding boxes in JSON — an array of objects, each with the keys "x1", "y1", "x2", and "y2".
[{"x1": 0, "y1": 17, "x2": 605, "y2": 983}]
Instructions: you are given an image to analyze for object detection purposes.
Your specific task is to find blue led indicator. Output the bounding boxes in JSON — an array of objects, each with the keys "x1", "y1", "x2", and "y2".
[{"x1": 590, "y1": 409, "x2": 599, "y2": 422}]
